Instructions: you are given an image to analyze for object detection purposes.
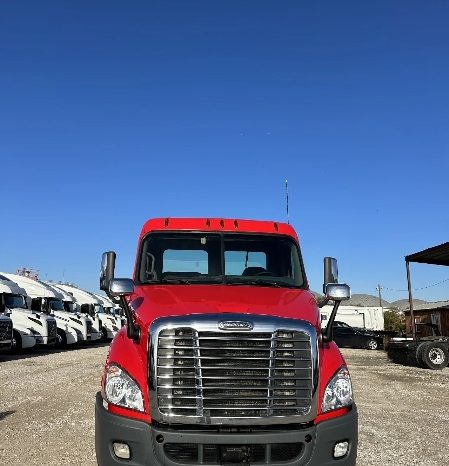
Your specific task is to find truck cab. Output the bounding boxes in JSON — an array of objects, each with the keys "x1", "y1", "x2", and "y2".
[
  {"x1": 95, "y1": 218, "x2": 358, "y2": 466},
  {"x1": 0, "y1": 274, "x2": 57, "y2": 350}
]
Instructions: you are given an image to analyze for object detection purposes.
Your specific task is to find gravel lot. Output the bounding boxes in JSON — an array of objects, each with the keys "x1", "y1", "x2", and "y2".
[{"x1": 0, "y1": 345, "x2": 448, "y2": 465}]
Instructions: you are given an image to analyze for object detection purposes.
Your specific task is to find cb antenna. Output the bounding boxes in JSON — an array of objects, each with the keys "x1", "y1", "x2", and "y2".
[{"x1": 285, "y1": 179, "x2": 290, "y2": 224}]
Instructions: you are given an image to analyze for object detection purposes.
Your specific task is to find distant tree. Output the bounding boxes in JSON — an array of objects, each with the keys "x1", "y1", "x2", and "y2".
[{"x1": 384, "y1": 308, "x2": 405, "y2": 332}]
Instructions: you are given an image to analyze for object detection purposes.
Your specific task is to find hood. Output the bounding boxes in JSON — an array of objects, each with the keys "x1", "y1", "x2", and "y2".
[{"x1": 131, "y1": 284, "x2": 320, "y2": 329}]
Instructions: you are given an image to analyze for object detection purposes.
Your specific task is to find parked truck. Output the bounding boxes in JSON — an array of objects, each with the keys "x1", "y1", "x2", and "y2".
[
  {"x1": 53, "y1": 283, "x2": 115, "y2": 341},
  {"x1": 94, "y1": 293, "x2": 125, "y2": 329},
  {"x1": 45, "y1": 282, "x2": 95, "y2": 344},
  {"x1": 3, "y1": 272, "x2": 80, "y2": 347},
  {"x1": 0, "y1": 296, "x2": 14, "y2": 351},
  {"x1": 387, "y1": 242, "x2": 449, "y2": 369},
  {"x1": 95, "y1": 218, "x2": 358, "y2": 466},
  {"x1": 0, "y1": 274, "x2": 57, "y2": 350}
]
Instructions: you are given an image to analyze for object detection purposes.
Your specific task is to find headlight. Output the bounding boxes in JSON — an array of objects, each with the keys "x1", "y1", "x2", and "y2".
[
  {"x1": 322, "y1": 366, "x2": 353, "y2": 413},
  {"x1": 104, "y1": 364, "x2": 144, "y2": 412}
]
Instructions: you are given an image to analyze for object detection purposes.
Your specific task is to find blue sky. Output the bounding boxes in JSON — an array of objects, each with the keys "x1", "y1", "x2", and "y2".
[{"x1": 1, "y1": 1, "x2": 448, "y2": 302}]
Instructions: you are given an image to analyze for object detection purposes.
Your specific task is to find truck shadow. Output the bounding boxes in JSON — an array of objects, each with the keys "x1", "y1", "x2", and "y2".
[
  {"x1": 0, "y1": 410, "x2": 16, "y2": 421},
  {"x1": 0, "y1": 341, "x2": 111, "y2": 362}
]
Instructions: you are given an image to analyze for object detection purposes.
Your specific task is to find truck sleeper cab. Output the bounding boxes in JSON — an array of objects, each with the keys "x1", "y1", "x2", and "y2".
[{"x1": 95, "y1": 218, "x2": 358, "y2": 466}]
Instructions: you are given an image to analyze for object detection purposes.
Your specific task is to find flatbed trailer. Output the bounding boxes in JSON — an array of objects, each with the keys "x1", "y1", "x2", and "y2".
[{"x1": 387, "y1": 242, "x2": 449, "y2": 370}]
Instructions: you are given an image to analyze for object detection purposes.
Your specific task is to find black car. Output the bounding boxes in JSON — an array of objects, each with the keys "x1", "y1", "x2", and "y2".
[{"x1": 332, "y1": 321, "x2": 383, "y2": 350}]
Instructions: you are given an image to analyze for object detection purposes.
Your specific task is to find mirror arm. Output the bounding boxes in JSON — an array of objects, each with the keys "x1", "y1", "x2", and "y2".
[
  {"x1": 322, "y1": 300, "x2": 341, "y2": 342},
  {"x1": 119, "y1": 296, "x2": 141, "y2": 343},
  {"x1": 106, "y1": 292, "x2": 121, "y2": 305}
]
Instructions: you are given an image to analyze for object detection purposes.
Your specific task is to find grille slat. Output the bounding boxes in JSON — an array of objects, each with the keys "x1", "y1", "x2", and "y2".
[
  {"x1": 47, "y1": 319, "x2": 57, "y2": 339},
  {"x1": 154, "y1": 320, "x2": 314, "y2": 423},
  {"x1": 0, "y1": 320, "x2": 13, "y2": 341}
]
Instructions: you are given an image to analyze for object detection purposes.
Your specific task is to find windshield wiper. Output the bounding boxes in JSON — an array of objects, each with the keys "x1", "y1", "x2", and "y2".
[
  {"x1": 226, "y1": 279, "x2": 283, "y2": 288},
  {"x1": 159, "y1": 278, "x2": 192, "y2": 284}
]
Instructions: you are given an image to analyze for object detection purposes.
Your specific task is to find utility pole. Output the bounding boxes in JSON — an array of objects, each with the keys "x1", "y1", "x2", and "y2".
[{"x1": 376, "y1": 284, "x2": 384, "y2": 309}]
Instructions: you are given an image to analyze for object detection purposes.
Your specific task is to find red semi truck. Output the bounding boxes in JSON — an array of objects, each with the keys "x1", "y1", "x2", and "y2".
[{"x1": 95, "y1": 218, "x2": 358, "y2": 465}]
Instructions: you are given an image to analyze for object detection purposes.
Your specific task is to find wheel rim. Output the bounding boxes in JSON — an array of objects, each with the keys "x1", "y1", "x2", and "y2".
[
  {"x1": 368, "y1": 340, "x2": 377, "y2": 350},
  {"x1": 429, "y1": 348, "x2": 445, "y2": 365}
]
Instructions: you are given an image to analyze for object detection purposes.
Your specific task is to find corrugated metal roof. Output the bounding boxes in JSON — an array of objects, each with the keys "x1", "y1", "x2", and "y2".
[
  {"x1": 404, "y1": 301, "x2": 449, "y2": 313},
  {"x1": 405, "y1": 242, "x2": 449, "y2": 266}
]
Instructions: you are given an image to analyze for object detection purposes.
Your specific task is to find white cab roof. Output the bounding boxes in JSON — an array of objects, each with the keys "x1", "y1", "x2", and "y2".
[
  {"x1": 0, "y1": 275, "x2": 27, "y2": 296},
  {"x1": 0, "y1": 272, "x2": 57, "y2": 299},
  {"x1": 94, "y1": 293, "x2": 116, "y2": 307},
  {"x1": 51, "y1": 283, "x2": 102, "y2": 306},
  {"x1": 45, "y1": 282, "x2": 75, "y2": 302}
]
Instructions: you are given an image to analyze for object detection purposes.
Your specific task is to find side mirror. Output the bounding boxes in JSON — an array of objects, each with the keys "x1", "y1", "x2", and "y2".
[
  {"x1": 100, "y1": 251, "x2": 116, "y2": 292},
  {"x1": 109, "y1": 278, "x2": 134, "y2": 297},
  {"x1": 321, "y1": 257, "x2": 351, "y2": 342},
  {"x1": 109, "y1": 278, "x2": 140, "y2": 342},
  {"x1": 325, "y1": 283, "x2": 351, "y2": 302},
  {"x1": 323, "y1": 257, "x2": 338, "y2": 294}
]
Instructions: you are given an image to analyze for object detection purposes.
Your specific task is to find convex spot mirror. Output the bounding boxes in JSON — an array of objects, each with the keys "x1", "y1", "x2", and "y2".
[
  {"x1": 325, "y1": 283, "x2": 351, "y2": 302},
  {"x1": 109, "y1": 278, "x2": 134, "y2": 297}
]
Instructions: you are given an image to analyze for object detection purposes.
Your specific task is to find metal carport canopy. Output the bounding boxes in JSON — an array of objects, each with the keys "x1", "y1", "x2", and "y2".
[{"x1": 406, "y1": 242, "x2": 449, "y2": 266}]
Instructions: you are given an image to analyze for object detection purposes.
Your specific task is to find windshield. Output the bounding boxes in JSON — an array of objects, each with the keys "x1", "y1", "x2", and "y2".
[
  {"x1": 94, "y1": 304, "x2": 104, "y2": 314},
  {"x1": 48, "y1": 298, "x2": 65, "y2": 311},
  {"x1": 138, "y1": 232, "x2": 305, "y2": 288},
  {"x1": 4, "y1": 293, "x2": 27, "y2": 309},
  {"x1": 64, "y1": 302, "x2": 77, "y2": 313}
]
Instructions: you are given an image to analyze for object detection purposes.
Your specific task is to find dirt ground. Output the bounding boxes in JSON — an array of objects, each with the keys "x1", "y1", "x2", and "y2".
[{"x1": 0, "y1": 345, "x2": 448, "y2": 465}]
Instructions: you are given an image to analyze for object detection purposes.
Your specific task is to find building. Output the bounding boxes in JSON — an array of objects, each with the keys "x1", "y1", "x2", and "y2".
[{"x1": 404, "y1": 301, "x2": 449, "y2": 337}]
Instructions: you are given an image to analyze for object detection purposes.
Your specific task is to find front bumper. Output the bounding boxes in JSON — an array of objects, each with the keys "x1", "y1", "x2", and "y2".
[{"x1": 95, "y1": 393, "x2": 358, "y2": 466}]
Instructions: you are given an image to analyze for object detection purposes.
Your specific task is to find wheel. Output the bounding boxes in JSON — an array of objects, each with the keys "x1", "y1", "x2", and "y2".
[
  {"x1": 415, "y1": 342, "x2": 428, "y2": 368},
  {"x1": 420, "y1": 342, "x2": 449, "y2": 370},
  {"x1": 367, "y1": 339, "x2": 378, "y2": 350},
  {"x1": 11, "y1": 330, "x2": 22, "y2": 353},
  {"x1": 56, "y1": 329, "x2": 67, "y2": 348}
]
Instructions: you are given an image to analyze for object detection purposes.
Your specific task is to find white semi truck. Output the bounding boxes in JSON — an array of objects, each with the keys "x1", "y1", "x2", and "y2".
[
  {"x1": 94, "y1": 293, "x2": 125, "y2": 329},
  {"x1": 52, "y1": 283, "x2": 118, "y2": 341},
  {"x1": 0, "y1": 295, "x2": 13, "y2": 350},
  {"x1": 45, "y1": 281, "x2": 96, "y2": 343},
  {"x1": 2, "y1": 272, "x2": 80, "y2": 347},
  {"x1": 0, "y1": 274, "x2": 57, "y2": 350}
]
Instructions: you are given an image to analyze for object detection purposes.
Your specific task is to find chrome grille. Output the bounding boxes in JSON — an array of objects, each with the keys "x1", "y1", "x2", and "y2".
[
  {"x1": 0, "y1": 319, "x2": 13, "y2": 342},
  {"x1": 47, "y1": 319, "x2": 57, "y2": 339},
  {"x1": 151, "y1": 315, "x2": 318, "y2": 425}
]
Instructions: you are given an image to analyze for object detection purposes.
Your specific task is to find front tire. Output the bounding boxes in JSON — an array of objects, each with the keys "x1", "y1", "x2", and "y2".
[
  {"x1": 420, "y1": 342, "x2": 449, "y2": 370},
  {"x1": 56, "y1": 329, "x2": 67, "y2": 348},
  {"x1": 11, "y1": 330, "x2": 22, "y2": 353},
  {"x1": 367, "y1": 339, "x2": 378, "y2": 350}
]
